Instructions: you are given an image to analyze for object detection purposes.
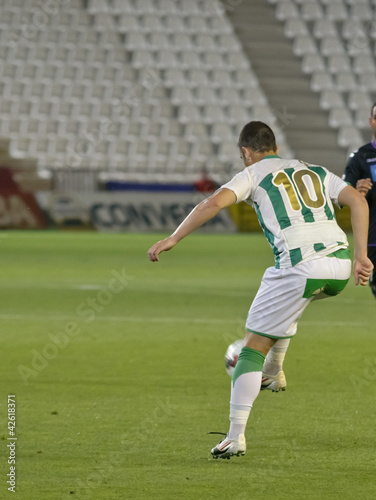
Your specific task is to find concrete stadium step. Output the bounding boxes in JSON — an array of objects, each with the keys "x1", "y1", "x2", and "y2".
[{"x1": 223, "y1": 0, "x2": 348, "y2": 176}]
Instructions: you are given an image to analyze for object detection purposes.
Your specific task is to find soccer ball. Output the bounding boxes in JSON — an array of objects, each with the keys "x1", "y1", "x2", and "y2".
[{"x1": 224, "y1": 339, "x2": 243, "y2": 377}]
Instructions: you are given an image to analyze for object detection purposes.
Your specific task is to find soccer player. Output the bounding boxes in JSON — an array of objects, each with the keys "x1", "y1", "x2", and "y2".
[
  {"x1": 148, "y1": 121, "x2": 373, "y2": 459},
  {"x1": 344, "y1": 102, "x2": 376, "y2": 299}
]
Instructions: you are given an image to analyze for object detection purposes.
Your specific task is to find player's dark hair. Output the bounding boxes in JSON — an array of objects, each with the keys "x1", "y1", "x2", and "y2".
[
  {"x1": 238, "y1": 121, "x2": 277, "y2": 153},
  {"x1": 371, "y1": 103, "x2": 376, "y2": 117}
]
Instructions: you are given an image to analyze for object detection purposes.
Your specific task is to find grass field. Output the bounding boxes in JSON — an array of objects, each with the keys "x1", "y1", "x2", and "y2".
[{"x1": 0, "y1": 231, "x2": 375, "y2": 500}]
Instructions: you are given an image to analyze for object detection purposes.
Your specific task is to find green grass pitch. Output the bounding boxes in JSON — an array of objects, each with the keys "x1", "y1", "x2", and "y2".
[{"x1": 0, "y1": 231, "x2": 375, "y2": 499}]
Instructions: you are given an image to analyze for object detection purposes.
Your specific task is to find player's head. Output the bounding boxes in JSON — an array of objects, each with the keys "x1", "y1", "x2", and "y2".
[
  {"x1": 369, "y1": 103, "x2": 376, "y2": 136},
  {"x1": 238, "y1": 121, "x2": 277, "y2": 166}
]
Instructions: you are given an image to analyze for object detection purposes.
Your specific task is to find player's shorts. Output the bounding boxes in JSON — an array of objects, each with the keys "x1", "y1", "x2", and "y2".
[{"x1": 245, "y1": 249, "x2": 351, "y2": 339}]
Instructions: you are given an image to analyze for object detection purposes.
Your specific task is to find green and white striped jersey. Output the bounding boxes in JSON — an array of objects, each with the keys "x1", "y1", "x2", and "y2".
[{"x1": 222, "y1": 156, "x2": 349, "y2": 268}]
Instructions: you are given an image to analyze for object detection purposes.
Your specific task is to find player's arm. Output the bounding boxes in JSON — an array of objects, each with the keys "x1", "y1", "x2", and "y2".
[
  {"x1": 344, "y1": 153, "x2": 372, "y2": 197},
  {"x1": 148, "y1": 188, "x2": 236, "y2": 262},
  {"x1": 337, "y1": 185, "x2": 374, "y2": 285}
]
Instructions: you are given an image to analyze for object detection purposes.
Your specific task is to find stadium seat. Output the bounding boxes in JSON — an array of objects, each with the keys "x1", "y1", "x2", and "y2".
[
  {"x1": 184, "y1": 122, "x2": 209, "y2": 142},
  {"x1": 242, "y1": 87, "x2": 268, "y2": 105},
  {"x1": 171, "y1": 87, "x2": 195, "y2": 105},
  {"x1": 337, "y1": 125, "x2": 363, "y2": 150},
  {"x1": 124, "y1": 33, "x2": 148, "y2": 50},
  {"x1": 252, "y1": 105, "x2": 277, "y2": 125},
  {"x1": 195, "y1": 87, "x2": 218, "y2": 106},
  {"x1": 97, "y1": 31, "x2": 120, "y2": 49},
  {"x1": 93, "y1": 13, "x2": 116, "y2": 31},
  {"x1": 328, "y1": 107, "x2": 353, "y2": 128},
  {"x1": 354, "y1": 106, "x2": 372, "y2": 128},
  {"x1": 179, "y1": 50, "x2": 203, "y2": 70},
  {"x1": 284, "y1": 19, "x2": 309, "y2": 39},
  {"x1": 358, "y1": 72, "x2": 376, "y2": 91},
  {"x1": 352, "y1": 54, "x2": 376, "y2": 74},
  {"x1": 188, "y1": 69, "x2": 210, "y2": 88},
  {"x1": 111, "y1": 0, "x2": 134, "y2": 14},
  {"x1": 319, "y1": 90, "x2": 345, "y2": 110},
  {"x1": 218, "y1": 142, "x2": 239, "y2": 163},
  {"x1": 141, "y1": 14, "x2": 164, "y2": 34},
  {"x1": 210, "y1": 69, "x2": 234, "y2": 88},
  {"x1": 233, "y1": 69, "x2": 260, "y2": 89},
  {"x1": 335, "y1": 72, "x2": 358, "y2": 92},
  {"x1": 209, "y1": 16, "x2": 234, "y2": 35},
  {"x1": 132, "y1": 50, "x2": 154, "y2": 69},
  {"x1": 227, "y1": 104, "x2": 253, "y2": 127},
  {"x1": 320, "y1": 35, "x2": 345, "y2": 56},
  {"x1": 275, "y1": 1, "x2": 299, "y2": 21},
  {"x1": 191, "y1": 141, "x2": 215, "y2": 162},
  {"x1": 155, "y1": 50, "x2": 179, "y2": 69},
  {"x1": 158, "y1": 0, "x2": 179, "y2": 14},
  {"x1": 217, "y1": 88, "x2": 242, "y2": 105},
  {"x1": 186, "y1": 16, "x2": 208, "y2": 35},
  {"x1": 293, "y1": 35, "x2": 317, "y2": 57},
  {"x1": 217, "y1": 34, "x2": 242, "y2": 52},
  {"x1": 87, "y1": 0, "x2": 109, "y2": 13},
  {"x1": 300, "y1": 1, "x2": 323, "y2": 21},
  {"x1": 178, "y1": 105, "x2": 201, "y2": 124},
  {"x1": 327, "y1": 55, "x2": 352, "y2": 74},
  {"x1": 117, "y1": 14, "x2": 141, "y2": 34},
  {"x1": 325, "y1": 2, "x2": 348, "y2": 21},
  {"x1": 349, "y1": 4, "x2": 373, "y2": 20},
  {"x1": 226, "y1": 52, "x2": 251, "y2": 71},
  {"x1": 164, "y1": 15, "x2": 187, "y2": 34},
  {"x1": 133, "y1": 0, "x2": 155, "y2": 14},
  {"x1": 347, "y1": 37, "x2": 372, "y2": 57},
  {"x1": 149, "y1": 33, "x2": 170, "y2": 50},
  {"x1": 171, "y1": 33, "x2": 193, "y2": 50},
  {"x1": 210, "y1": 123, "x2": 235, "y2": 144},
  {"x1": 164, "y1": 68, "x2": 186, "y2": 87},
  {"x1": 202, "y1": 52, "x2": 226, "y2": 70},
  {"x1": 341, "y1": 19, "x2": 365, "y2": 41},
  {"x1": 347, "y1": 91, "x2": 372, "y2": 111},
  {"x1": 310, "y1": 72, "x2": 334, "y2": 92},
  {"x1": 202, "y1": 104, "x2": 227, "y2": 125},
  {"x1": 179, "y1": 0, "x2": 201, "y2": 15},
  {"x1": 301, "y1": 54, "x2": 326, "y2": 73},
  {"x1": 312, "y1": 19, "x2": 337, "y2": 39}
]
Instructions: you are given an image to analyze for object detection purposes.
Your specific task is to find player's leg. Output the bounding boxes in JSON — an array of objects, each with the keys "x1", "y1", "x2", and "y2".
[
  {"x1": 212, "y1": 266, "x2": 301, "y2": 459},
  {"x1": 261, "y1": 338, "x2": 290, "y2": 392},
  {"x1": 229, "y1": 332, "x2": 275, "y2": 436},
  {"x1": 211, "y1": 333, "x2": 274, "y2": 459}
]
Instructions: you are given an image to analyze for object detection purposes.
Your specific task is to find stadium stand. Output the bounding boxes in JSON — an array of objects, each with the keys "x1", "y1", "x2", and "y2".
[
  {"x1": 265, "y1": 0, "x2": 376, "y2": 159},
  {"x1": 0, "y1": 0, "x2": 293, "y2": 190},
  {"x1": 3, "y1": 0, "x2": 376, "y2": 188}
]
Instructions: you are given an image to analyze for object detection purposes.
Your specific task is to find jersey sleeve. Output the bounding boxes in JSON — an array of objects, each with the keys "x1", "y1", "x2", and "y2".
[
  {"x1": 327, "y1": 171, "x2": 349, "y2": 206},
  {"x1": 344, "y1": 151, "x2": 362, "y2": 187},
  {"x1": 220, "y1": 168, "x2": 253, "y2": 203}
]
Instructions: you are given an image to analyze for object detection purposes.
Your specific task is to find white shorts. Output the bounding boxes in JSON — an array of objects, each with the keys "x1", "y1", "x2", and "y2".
[{"x1": 245, "y1": 253, "x2": 351, "y2": 339}]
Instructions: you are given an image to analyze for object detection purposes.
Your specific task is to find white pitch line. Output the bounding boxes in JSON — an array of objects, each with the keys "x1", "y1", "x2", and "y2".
[
  {"x1": 0, "y1": 313, "x2": 367, "y2": 327},
  {"x1": 0, "y1": 282, "x2": 251, "y2": 297},
  {"x1": 0, "y1": 313, "x2": 237, "y2": 324}
]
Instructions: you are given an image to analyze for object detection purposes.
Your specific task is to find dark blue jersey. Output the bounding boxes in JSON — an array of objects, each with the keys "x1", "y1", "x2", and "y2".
[{"x1": 344, "y1": 142, "x2": 376, "y2": 246}]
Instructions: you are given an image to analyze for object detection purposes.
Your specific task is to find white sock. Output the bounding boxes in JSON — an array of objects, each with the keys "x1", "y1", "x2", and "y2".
[
  {"x1": 228, "y1": 371, "x2": 262, "y2": 439},
  {"x1": 263, "y1": 338, "x2": 290, "y2": 376}
]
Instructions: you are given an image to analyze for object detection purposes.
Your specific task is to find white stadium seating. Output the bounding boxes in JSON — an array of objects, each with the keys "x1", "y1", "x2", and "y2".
[{"x1": 270, "y1": 0, "x2": 376, "y2": 151}]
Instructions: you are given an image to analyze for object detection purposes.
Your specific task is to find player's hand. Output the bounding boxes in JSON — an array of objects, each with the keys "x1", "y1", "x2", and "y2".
[
  {"x1": 148, "y1": 236, "x2": 178, "y2": 262},
  {"x1": 355, "y1": 178, "x2": 373, "y2": 197},
  {"x1": 353, "y1": 256, "x2": 374, "y2": 286}
]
